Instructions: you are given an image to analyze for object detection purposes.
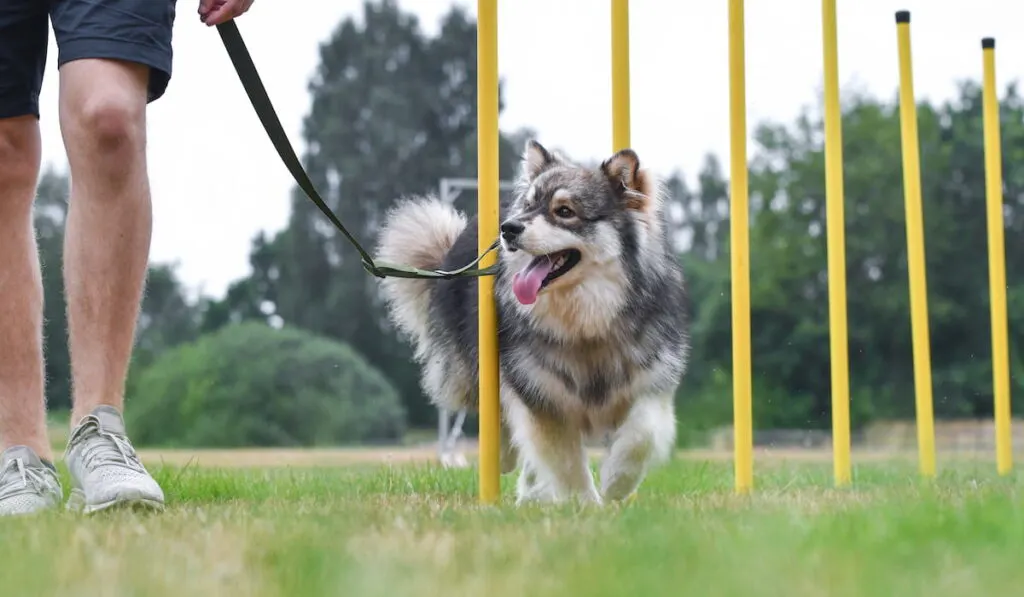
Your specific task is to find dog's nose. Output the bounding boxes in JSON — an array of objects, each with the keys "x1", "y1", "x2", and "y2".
[{"x1": 500, "y1": 219, "x2": 525, "y2": 241}]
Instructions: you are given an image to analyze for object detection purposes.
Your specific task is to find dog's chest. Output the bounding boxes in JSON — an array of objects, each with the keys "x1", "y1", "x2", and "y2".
[{"x1": 528, "y1": 338, "x2": 651, "y2": 409}]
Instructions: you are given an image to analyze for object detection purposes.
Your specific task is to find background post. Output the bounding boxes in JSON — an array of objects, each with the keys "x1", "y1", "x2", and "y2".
[
  {"x1": 611, "y1": 0, "x2": 630, "y2": 151},
  {"x1": 895, "y1": 10, "x2": 936, "y2": 478},
  {"x1": 729, "y1": 0, "x2": 753, "y2": 494},
  {"x1": 821, "y1": 0, "x2": 851, "y2": 487},
  {"x1": 981, "y1": 36, "x2": 1012, "y2": 476}
]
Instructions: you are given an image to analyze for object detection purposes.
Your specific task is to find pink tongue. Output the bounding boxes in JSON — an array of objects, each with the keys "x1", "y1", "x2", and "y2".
[{"x1": 511, "y1": 258, "x2": 554, "y2": 305}]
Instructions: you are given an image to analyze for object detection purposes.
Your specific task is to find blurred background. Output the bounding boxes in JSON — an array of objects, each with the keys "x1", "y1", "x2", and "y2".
[{"x1": 31, "y1": 0, "x2": 1024, "y2": 457}]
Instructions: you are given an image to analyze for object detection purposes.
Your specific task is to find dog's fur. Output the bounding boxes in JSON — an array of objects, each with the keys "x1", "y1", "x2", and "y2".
[{"x1": 375, "y1": 140, "x2": 689, "y2": 505}]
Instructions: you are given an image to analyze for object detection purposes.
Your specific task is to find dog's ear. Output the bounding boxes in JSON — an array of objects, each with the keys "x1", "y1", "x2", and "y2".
[
  {"x1": 601, "y1": 149, "x2": 644, "y2": 209},
  {"x1": 523, "y1": 139, "x2": 557, "y2": 181}
]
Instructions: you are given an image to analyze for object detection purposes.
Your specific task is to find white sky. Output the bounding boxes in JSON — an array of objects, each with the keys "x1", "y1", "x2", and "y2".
[{"x1": 34, "y1": 0, "x2": 1023, "y2": 300}]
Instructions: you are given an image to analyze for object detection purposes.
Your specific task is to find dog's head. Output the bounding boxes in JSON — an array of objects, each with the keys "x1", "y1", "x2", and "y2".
[{"x1": 499, "y1": 139, "x2": 664, "y2": 306}]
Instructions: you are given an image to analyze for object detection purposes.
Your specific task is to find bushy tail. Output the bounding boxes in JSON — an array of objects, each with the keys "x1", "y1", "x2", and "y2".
[{"x1": 375, "y1": 196, "x2": 467, "y2": 351}]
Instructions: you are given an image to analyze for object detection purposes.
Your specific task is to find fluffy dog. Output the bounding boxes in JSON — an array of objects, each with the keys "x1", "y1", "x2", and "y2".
[{"x1": 375, "y1": 140, "x2": 689, "y2": 504}]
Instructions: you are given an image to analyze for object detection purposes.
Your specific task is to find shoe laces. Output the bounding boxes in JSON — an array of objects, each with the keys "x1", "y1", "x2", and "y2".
[
  {"x1": 0, "y1": 458, "x2": 51, "y2": 498},
  {"x1": 68, "y1": 416, "x2": 145, "y2": 472}
]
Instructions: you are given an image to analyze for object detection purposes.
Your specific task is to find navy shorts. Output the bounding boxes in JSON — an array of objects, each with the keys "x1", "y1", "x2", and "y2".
[{"x1": 0, "y1": 0, "x2": 178, "y2": 120}]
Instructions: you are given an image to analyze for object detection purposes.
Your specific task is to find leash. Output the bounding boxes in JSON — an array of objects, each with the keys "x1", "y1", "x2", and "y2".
[{"x1": 215, "y1": 20, "x2": 500, "y2": 280}]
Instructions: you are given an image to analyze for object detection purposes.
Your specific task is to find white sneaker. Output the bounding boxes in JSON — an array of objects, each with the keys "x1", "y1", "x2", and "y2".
[
  {"x1": 0, "y1": 445, "x2": 62, "y2": 516},
  {"x1": 64, "y1": 405, "x2": 165, "y2": 513}
]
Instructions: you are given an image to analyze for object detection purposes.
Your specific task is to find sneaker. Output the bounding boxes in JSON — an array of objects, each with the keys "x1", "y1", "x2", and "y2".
[
  {"x1": 64, "y1": 405, "x2": 165, "y2": 513},
  {"x1": 0, "y1": 445, "x2": 62, "y2": 516}
]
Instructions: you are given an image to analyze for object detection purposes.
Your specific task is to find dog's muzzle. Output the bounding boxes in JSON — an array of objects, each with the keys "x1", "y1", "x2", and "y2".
[{"x1": 500, "y1": 219, "x2": 525, "y2": 251}]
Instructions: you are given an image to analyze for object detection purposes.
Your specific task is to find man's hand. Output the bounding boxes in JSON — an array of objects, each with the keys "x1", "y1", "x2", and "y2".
[{"x1": 198, "y1": 0, "x2": 254, "y2": 26}]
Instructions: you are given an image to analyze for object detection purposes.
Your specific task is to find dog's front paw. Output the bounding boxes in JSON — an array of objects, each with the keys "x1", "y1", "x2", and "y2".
[
  {"x1": 514, "y1": 466, "x2": 549, "y2": 504},
  {"x1": 514, "y1": 469, "x2": 604, "y2": 507},
  {"x1": 500, "y1": 436, "x2": 518, "y2": 475},
  {"x1": 600, "y1": 451, "x2": 649, "y2": 502}
]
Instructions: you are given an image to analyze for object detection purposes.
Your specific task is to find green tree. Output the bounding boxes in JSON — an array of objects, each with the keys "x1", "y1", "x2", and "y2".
[
  {"x1": 126, "y1": 322, "x2": 406, "y2": 447},
  {"x1": 36, "y1": 167, "x2": 72, "y2": 411}
]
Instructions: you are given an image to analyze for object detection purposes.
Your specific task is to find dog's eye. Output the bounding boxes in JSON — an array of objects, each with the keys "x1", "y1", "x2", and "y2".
[{"x1": 554, "y1": 206, "x2": 575, "y2": 219}]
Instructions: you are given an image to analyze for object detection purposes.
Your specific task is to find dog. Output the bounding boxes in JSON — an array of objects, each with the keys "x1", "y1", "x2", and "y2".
[{"x1": 375, "y1": 139, "x2": 689, "y2": 505}]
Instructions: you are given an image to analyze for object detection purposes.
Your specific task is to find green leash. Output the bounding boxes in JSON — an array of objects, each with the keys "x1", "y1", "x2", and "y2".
[{"x1": 216, "y1": 20, "x2": 500, "y2": 280}]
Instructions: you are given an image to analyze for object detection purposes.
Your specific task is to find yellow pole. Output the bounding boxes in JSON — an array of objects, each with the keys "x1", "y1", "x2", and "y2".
[
  {"x1": 981, "y1": 37, "x2": 1013, "y2": 475},
  {"x1": 477, "y1": 0, "x2": 501, "y2": 504},
  {"x1": 611, "y1": 0, "x2": 630, "y2": 151},
  {"x1": 894, "y1": 10, "x2": 936, "y2": 478},
  {"x1": 819, "y1": 0, "x2": 851, "y2": 487},
  {"x1": 820, "y1": 0, "x2": 851, "y2": 487},
  {"x1": 729, "y1": 0, "x2": 753, "y2": 494}
]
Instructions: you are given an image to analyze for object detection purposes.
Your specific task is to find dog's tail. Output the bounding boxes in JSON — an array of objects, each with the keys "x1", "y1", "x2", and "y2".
[{"x1": 375, "y1": 196, "x2": 467, "y2": 352}]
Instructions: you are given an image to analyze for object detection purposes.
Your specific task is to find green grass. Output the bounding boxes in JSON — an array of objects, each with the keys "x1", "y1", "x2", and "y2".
[{"x1": 0, "y1": 456, "x2": 1021, "y2": 596}]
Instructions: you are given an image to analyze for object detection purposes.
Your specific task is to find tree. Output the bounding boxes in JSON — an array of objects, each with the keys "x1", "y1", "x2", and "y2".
[
  {"x1": 36, "y1": 167, "x2": 72, "y2": 411},
  {"x1": 126, "y1": 322, "x2": 406, "y2": 447}
]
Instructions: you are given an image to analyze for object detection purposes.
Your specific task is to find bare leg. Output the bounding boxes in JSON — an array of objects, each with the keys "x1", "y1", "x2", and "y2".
[
  {"x1": 600, "y1": 394, "x2": 676, "y2": 501},
  {"x1": 0, "y1": 116, "x2": 50, "y2": 461},
  {"x1": 57, "y1": 59, "x2": 152, "y2": 424},
  {"x1": 57, "y1": 57, "x2": 165, "y2": 513}
]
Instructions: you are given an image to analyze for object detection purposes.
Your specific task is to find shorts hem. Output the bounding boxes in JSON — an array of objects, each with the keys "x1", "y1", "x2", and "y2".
[
  {"x1": 0, "y1": 98, "x2": 41, "y2": 120},
  {"x1": 56, "y1": 37, "x2": 173, "y2": 103}
]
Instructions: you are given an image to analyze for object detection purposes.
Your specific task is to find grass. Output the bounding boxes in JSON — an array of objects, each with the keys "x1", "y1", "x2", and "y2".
[{"x1": 0, "y1": 453, "x2": 1021, "y2": 596}]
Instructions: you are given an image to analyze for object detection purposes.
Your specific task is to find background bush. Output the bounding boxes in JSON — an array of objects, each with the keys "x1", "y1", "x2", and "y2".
[{"x1": 125, "y1": 322, "x2": 407, "y2": 447}]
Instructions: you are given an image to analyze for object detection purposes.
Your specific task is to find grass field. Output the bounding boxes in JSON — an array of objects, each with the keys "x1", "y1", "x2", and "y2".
[{"x1": 1, "y1": 447, "x2": 1021, "y2": 597}]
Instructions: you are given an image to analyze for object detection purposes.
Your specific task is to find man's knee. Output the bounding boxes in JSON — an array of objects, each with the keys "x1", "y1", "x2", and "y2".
[
  {"x1": 67, "y1": 92, "x2": 145, "y2": 157},
  {"x1": 60, "y1": 60, "x2": 148, "y2": 161},
  {"x1": 0, "y1": 117, "x2": 42, "y2": 209}
]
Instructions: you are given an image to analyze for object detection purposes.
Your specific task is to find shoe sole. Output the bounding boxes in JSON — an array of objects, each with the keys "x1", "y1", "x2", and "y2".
[
  {"x1": 0, "y1": 500, "x2": 62, "y2": 517},
  {"x1": 67, "y1": 489, "x2": 165, "y2": 514}
]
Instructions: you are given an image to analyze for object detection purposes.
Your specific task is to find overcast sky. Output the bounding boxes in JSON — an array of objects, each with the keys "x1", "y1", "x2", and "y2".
[{"x1": 34, "y1": 0, "x2": 1023, "y2": 300}]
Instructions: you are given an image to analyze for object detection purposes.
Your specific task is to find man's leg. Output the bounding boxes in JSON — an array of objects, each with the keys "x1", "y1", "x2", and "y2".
[
  {"x1": 0, "y1": 117, "x2": 49, "y2": 459},
  {"x1": 60, "y1": 59, "x2": 153, "y2": 425},
  {"x1": 0, "y1": 1, "x2": 63, "y2": 516},
  {"x1": 52, "y1": 0, "x2": 176, "y2": 513}
]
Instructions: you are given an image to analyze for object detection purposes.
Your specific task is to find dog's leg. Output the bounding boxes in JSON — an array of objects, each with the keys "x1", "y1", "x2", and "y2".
[
  {"x1": 505, "y1": 397, "x2": 600, "y2": 505},
  {"x1": 600, "y1": 394, "x2": 676, "y2": 502},
  {"x1": 515, "y1": 455, "x2": 550, "y2": 501},
  {"x1": 499, "y1": 415, "x2": 518, "y2": 474}
]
